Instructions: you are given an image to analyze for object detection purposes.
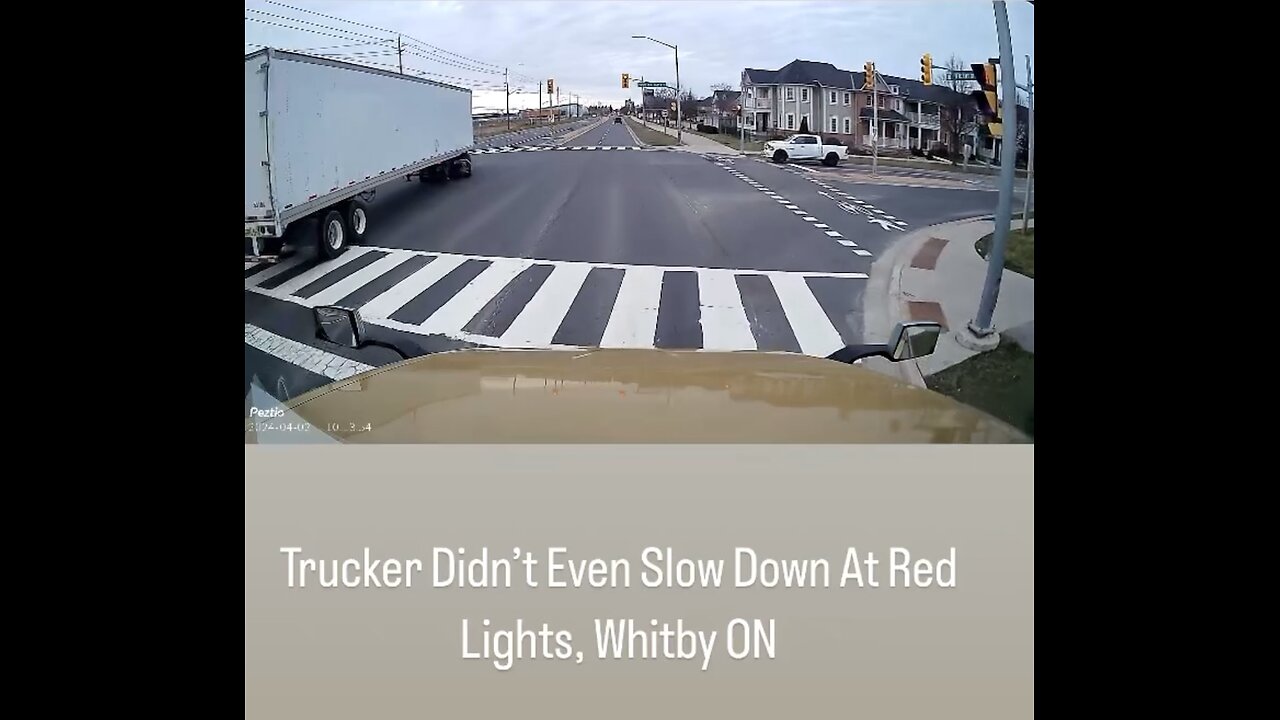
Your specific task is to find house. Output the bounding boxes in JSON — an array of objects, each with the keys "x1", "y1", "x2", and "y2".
[
  {"x1": 696, "y1": 90, "x2": 742, "y2": 132},
  {"x1": 741, "y1": 59, "x2": 971, "y2": 154}
]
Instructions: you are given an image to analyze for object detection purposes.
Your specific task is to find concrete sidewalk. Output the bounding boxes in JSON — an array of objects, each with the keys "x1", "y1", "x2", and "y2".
[
  {"x1": 862, "y1": 217, "x2": 1035, "y2": 387},
  {"x1": 640, "y1": 122, "x2": 742, "y2": 155}
]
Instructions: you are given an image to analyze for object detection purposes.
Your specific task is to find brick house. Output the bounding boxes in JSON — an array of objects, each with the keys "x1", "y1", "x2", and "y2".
[{"x1": 741, "y1": 59, "x2": 970, "y2": 154}]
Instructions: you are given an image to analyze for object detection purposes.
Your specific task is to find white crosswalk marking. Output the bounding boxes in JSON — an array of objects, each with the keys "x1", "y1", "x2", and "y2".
[
  {"x1": 767, "y1": 273, "x2": 846, "y2": 357},
  {"x1": 600, "y1": 266, "x2": 663, "y2": 348},
  {"x1": 244, "y1": 254, "x2": 307, "y2": 288},
  {"x1": 357, "y1": 254, "x2": 467, "y2": 319},
  {"x1": 272, "y1": 247, "x2": 373, "y2": 297},
  {"x1": 303, "y1": 251, "x2": 413, "y2": 307},
  {"x1": 697, "y1": 269, "x2": 756, "y2": 351},
  {"x1": 499, "y1": 263, "x2": 592, "y2": 346},
  {"x1": 247, "y1": 247, "x2": 870, "y2": 358},
  {"x1": 419, "y1": 258, "x2": 532, "y2": 333}
]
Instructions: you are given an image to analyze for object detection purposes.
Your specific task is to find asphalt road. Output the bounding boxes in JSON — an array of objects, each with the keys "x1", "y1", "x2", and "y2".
[{"x1": 245, "y1": 124, "x2": 1000, "y2": 406}]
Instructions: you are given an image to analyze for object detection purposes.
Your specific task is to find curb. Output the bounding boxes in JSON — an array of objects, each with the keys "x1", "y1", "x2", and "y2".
[{"x1": 864, "y1": 216, "x2": 997, "y2": 388}]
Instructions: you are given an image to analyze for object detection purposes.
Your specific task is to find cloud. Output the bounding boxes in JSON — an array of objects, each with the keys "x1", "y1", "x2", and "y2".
[{"x1": 245, "y1": 0, "x2": 1035, "y2": 109}]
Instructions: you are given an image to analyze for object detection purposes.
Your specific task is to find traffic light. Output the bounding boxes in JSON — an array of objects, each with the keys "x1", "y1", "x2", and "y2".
[
  {"x1": 920, "y1": 53, "x2": 932, "y2": 84},
  {"x1": 970, "y1": 62, "x2": 1001, "y2": 136},
  {"x1": 863, "y1": 61, "x2": 875, "y2": 90},
  {"x1": 622, "y1": 73, "x2": 630, "y2": 89},
  {"x1": 546, "y1": 78, "x2": 555, "y2": 95}
]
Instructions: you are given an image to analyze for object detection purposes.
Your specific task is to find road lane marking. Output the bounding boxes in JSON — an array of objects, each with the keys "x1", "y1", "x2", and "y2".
[
  {"x1": 853, "y1": 249, "x2": 872, "y2": 256},
  {"x1": 355, "y1": 254, "x2": 468, "y2": 319},
  {"x1": 697, "y1": 269, "x2": 757, "y2": 351},
  {"x1": 244, "y1": 254, "x2": 308, "y2": 289},
  {"x1": 302, "y1": 251, "x2": 414, "y2": 308},
  {"x1": 498, "y1": 263, "x2": 592, "y2": 347},
  {"x1": 271, "y1": 247, "x2": 374, "y2": 297},
  {"x1": 248, "y1": 248, "x2": 869, "y2": 361},
  {"x1": 836, "y1": 239, "x2": 857, "y2": 247},
  {"x1": 600, "y1": 267, "x2": 663, "y2": 347},
  {"x1": 767, "y1": 274, "x2": 845, "y2": 357},
  {"x1": 244, "y1": 323, "x2": 373, "y2": 381},
  {"x1": 419, "y1": 258, "x2": 533, "y2": 334},
  {"x1": 715, "y1": 161, "x2": 880, "y2": 254}
]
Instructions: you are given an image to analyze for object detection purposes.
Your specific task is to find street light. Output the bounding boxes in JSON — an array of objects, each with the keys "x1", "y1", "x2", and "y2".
[{"x1": 632, "y1": 34, "x2": 680, "y2": 143}]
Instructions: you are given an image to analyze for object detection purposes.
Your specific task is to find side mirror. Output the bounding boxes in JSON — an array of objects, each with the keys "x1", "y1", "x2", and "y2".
[
  {"x1": 314, "y1": 306, "x2": 366, "y2": 348},
  {"x1": 887, "y1": 321, "x2": 942, "y2": 361}
]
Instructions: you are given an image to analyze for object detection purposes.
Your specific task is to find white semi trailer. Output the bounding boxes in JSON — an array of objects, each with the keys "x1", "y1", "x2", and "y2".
[{"x1": 245, "y1": 48, "x2": 475, "y2": 262}]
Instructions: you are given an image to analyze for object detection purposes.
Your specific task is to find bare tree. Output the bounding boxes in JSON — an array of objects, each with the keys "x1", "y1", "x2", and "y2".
[
  {"x1": 709, "y1": 82, "x2": 734, "y2": 92},
  {"x1": 940, "y1": 54, "x2": 973, "y2": 93}
]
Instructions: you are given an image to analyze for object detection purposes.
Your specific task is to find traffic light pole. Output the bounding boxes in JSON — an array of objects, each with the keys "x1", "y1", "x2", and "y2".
[
  {"x1": 962, "y1": 0, "x2": 1018, "y2": 346},
  {"x1": 1021, "y1": 54, "x2": 1034, "y2": 234}
]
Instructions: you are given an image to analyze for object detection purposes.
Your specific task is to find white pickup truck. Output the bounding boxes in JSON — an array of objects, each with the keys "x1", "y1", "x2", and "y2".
[{"x1": 762, "y1": 134, "x2": 848, "y2": 167}]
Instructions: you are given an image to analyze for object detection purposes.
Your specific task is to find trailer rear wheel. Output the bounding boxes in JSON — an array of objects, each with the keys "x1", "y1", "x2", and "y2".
[
  {"x1": 318, "y1": 209, "x2": 347, "y2": 260},
  {"x1": 345, "y1": 200, "x2": 369, "y2": 243},
  {"x1": 448, "y1": 158, "x2": 472, "y2": 179}
]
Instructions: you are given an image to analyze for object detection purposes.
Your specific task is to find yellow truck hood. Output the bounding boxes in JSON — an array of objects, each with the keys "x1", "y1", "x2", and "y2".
[{"x1": 270, "y1": 348, "x2": 1029, "y2": 443}]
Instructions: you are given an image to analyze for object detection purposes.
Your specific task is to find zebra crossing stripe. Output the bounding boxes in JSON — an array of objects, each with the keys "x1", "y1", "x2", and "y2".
[
  {"x1": 420, "y1": 258, "x2": 531, "y2": 333},
  {"x1": 600, "y1": 267, "x2": 663, "y2": 348},
  {"x1": 247, "y1": 248, "x2": 868, "y2": 354},
  {"x1": 269, "y1": 247, "x2": 373, "y2": 297},
  {"x1": 357, "y1": 254, "x2": 468, "y2": 318},
  {"x1": 304, "y1": 252, "x2": 413, "y2": 307},
  {"x1": 768, "y1": 273, "x2": 845, "y2": 357},
  {"x1": 697, "y1": 269, "x2": 756, "y2": 350},
  {"x1": 499, "y1": 263, "x2": 593, "y2": 346}
]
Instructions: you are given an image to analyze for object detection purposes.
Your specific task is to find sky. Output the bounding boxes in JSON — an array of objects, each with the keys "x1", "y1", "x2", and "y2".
[{"x1": 244, "y1": 0, "x2": 1035, "y2": 114}]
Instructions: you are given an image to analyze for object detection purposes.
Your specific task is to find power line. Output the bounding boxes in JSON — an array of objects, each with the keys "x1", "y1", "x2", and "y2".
[
  {"x1": 245, "y1": 16, "x2": 383, "y2": 46},
  {"x1": 399, "y1": 39, "x2": 503, "y2": 75},
  {"x1": 401, "y1": 47, "x2": 502, "y2": 75},
  {"x1": 246, "y1": 9, "x2": 391, "y2": 44},
  {"x1": 263, "y1": 0, "x2": 503, "y2": 70}
]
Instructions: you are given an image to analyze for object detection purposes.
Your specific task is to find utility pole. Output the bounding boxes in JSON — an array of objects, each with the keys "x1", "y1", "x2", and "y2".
[
  {"x1": 961, "y1": 0, "x2": 1019, "y2": 347},
  {"x1": 538, "y1": 81, "x2": 543, "y2": 126},
  {"x1": 504, "y1": 67, "x2": 510, "y2": 131},
  {"x1": 872, "y1": 65, "x2": 878, "y2": 176},
  {"x1": 397, "y1": 35, "x2": 403, "y2": 74},
  {"x1": 1021, "y1": 54, "x2": 1034, "y2": 233},
  {"x1": 674, "y1": 45, "x2": 682, "y2": 142}
]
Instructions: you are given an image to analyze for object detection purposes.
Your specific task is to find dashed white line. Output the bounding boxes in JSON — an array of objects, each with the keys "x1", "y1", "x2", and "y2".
[
  {"x1": 836, "y1": 239, "x2": 857, "y2": 247},
  {"x1": 813, "y1": 223, "x2": 829, "y2": 228},
  {"x1": 802, "y1": 216, "x2": 818, "y2": 221},
  {"x1": 825, "y1": 230, "x2": 844, "y2": 238},
  {"x1": 853, "y1": 249, "x2": 873, "y2": 256}
]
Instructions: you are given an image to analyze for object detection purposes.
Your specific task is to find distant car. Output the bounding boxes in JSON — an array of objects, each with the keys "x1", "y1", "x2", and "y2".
[{"x1": 614, "y1": 116, "x2": 623, "y2": 123}]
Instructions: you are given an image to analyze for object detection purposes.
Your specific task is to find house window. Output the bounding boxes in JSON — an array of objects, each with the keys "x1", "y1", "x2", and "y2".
[
  {"x1": 843, "y1": 117, "x2": 851, "y2": 134},
  {"x1": 830, "y1": 116, "x2": 838, "y2": 132},
  {"x1": 785, "y1": 113, "x2": 795, "y2": 130},
  {"x1": 800, "y1": 88, "x2": 809, "y2": 102},
  {"x1": 843, "y1": 92, "x2": 851, "y2": 105},
  {"x1": 865, "y1": 94, "x2": 872, "y2": 107},
  {"x1": 785, "y1": 87, "x2": 794, "y2": 101},
  {"x1": 830, "y1": 91, "x2": 837, "y2": 104}
]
